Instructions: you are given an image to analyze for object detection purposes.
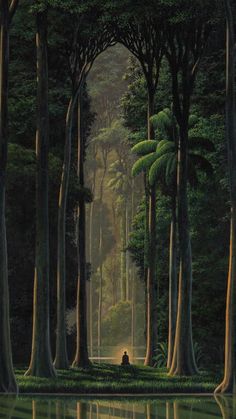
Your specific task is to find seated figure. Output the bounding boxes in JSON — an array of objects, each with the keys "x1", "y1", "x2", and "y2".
[{"x1": 121, "y1": 351, "x2": 130, "y2": 366}]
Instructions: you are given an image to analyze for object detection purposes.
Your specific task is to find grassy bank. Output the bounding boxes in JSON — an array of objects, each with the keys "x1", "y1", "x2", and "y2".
[{"x1": 15, "y1": 363, "x2": 220, "y2": 394}]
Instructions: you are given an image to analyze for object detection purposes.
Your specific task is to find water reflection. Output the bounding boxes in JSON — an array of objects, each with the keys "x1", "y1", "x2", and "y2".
[{"x1": 0, "y1": 395, "x2": 233, "y2": 418}]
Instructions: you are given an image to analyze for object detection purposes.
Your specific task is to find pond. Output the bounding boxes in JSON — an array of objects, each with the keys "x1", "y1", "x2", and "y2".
[{"x1": 0, "y1": 395, "x2": 235, "y2": 418}]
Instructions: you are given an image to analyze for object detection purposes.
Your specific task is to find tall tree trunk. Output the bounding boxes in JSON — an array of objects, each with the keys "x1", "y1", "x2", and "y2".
[
  {"x1": 144, "y1": 87, "x2": 157, "y2": 366},
  {"x1": 26, "y1": 10, "x2": 55, "y2": 378},
  {"x1": 144, "y1": 185, "x2": 157, "y2": 366},
  {"x1": 169, "y1": 125, "x2": 197, "y2": 376},
  {"x1": 120, "y1": 206, "x2": 127, "y2": 301},
  {"x1": 167, "y1": 196, "x2": 178, "y2": 369},
  {"x1": 215, "y1": 0, "x2": 236, "y2": 394},
  {"x1": 54, "y1": 95, "x2": 75, "y2": 369},
  {"x1": 89, "y1": 200, "x2": 94, "y2": 357},
  {"x1": 125, "y1": 201, "x2": 130, "y2": 300},
  {"x1": 98, "y1": 219, "x2": 103, "y2": 361},
  {"x1": 88, "y1": 152, "x2": 97, "y2": 358},
  {"x1": 97, "y1": 156, "x2": 107, "y2": 357},
  {"x1": 73, "y1": 87, "x2": 90, "y2": 367},
  {"x1": 0, "y1": 0, "x2": 18, "y2": 393}
]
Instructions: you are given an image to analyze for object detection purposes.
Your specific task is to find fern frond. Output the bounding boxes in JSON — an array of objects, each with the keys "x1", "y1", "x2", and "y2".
[
  {"x1": 132, "y1": 153, "x2": 158, "y2": 177},
  {"x1": 149, "y1": 153, "x2": 173, "y2": 185},
  {"x1": 131, "y1": 140, "x2": 157, "y2": 155}
]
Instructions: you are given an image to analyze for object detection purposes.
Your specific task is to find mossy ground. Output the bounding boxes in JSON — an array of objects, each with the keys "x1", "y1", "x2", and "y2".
[{"x1": 15, "y1": 363, "x2": 221, "y2": 394}]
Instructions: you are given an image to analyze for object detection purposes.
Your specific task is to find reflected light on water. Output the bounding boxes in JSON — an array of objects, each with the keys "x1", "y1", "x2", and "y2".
[{"x1": 0, "y1": 395, "x2": 233, "y2": 419}]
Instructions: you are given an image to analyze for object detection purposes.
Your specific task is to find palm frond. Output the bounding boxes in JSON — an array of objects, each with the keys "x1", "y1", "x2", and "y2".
[
  {"x1": 149, "y1": 153, "x2": 174, "y2": 186},
  {"x1": 156, "y1": 140, "x2": 175, "y2": 156},
  {"x1": 166, "y1": 154, "x2": 177, "y2": 184},
  {"x1": 131, "y1": 140, "x2": 157, "y2": 155},
  {"x1": 132, "y1": 153, "x2": 158, "y2": 177}
]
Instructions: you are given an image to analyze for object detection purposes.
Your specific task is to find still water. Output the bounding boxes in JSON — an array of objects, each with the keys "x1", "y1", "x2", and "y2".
[{"x1": 0, "y1": 395, "x2": 235, "y2": 418}]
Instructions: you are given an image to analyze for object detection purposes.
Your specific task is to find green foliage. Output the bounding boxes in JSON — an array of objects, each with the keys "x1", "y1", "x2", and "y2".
[
  {"x1": 131, "y1": 153, "x2": 158, "y2": 177},
  {"x1": 131, "y1": 140, "x2": 156, "y2": 155},
  {"x1": 153, "y1": 342, "x2": 168, "y2": 368}
]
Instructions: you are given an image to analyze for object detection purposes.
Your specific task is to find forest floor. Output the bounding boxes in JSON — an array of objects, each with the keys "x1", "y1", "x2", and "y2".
[{"x1": 15, "y1": 363, "x2": 221, "y2": 394}]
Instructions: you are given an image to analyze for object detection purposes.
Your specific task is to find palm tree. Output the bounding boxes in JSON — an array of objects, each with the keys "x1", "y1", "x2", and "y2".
[{"x1": 132, "y1": 108, "x2": 214, "y2": 369}]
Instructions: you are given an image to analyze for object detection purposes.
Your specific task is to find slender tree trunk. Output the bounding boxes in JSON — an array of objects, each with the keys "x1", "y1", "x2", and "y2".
[
  {"x1": 26, "y1": 11, "x2": 55, "y2": 378},
  {"x1": 167, "y1": 195, "x2": 178, "y2": 369},
  {"x1": 169, "y1": 125, "x2": 197, "y2": 376},
  {"x1": 88, "y1": 155, "x2": 97, "y2": 358},
  {"x1": 97, "y1": 156, "x2": 107, "y2": 360},
  {"x1": 125, "y1": 201, "x2": 130, "y2": 300},
  {"x1": 215, "y1": 0, "x2": 236, "y2": 394},
  {"x1": 120, "y1": 206, "x2": 127, "y2": 301},
  {"x1": 89, "y1": 200, "x2": 94, "y2": 357},
  {"x1": 131, "y1": 182, "x2": 135, "y2": 360},
  {"x1": 98, "y1": 219, "x2": 103, "y2": 361},
  {"x1": 73, "y1": 87, "x2": 90, "y2": 368},
  {"x1": 147, "y1": 89, "x2": 155, "y2": 141},
  {"x1": 0, "y1": 0, "x2": 18, "y2": 393},
  {"x1": 144, "y1": 87, "x2": 157, "y2": 366},
  {"x1": 144, "y1": 185, "x2": 157, "y2": 366}
]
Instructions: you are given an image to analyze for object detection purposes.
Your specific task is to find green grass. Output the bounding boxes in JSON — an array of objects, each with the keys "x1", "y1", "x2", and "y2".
[{"x1": 15, "y1": 363, "x2": 221, "y2": 394}]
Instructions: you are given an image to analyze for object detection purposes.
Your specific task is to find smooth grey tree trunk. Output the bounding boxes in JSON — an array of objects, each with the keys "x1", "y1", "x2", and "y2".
[
  {"x1": 26, "y1": 10, "x2": 55, "y2": 378},
  {"x1": 54, "y1": 97, "x2": 74, "y2": 370},
  {"x1": 0, "y1": 0, "x2": 18, "y2": 393},
  {"x1": 73, "y1": 87, "x2": 90, "y2": 368},
  {"x1": 169, "y1": 126, "x2": 197, "y2": 376}
]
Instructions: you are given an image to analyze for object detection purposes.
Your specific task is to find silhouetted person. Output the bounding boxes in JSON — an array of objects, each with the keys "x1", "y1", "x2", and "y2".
[{"x1": 121, "y1": 351, "x2": 130, "y2": 366}]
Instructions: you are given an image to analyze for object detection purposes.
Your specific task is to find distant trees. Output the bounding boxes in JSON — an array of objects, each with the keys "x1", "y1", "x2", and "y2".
[{"x1": 112, "y1": 0, "x2": 165, "y2": 367}]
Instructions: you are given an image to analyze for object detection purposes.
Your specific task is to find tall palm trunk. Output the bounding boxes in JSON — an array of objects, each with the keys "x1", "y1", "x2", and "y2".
[
  {"x1": 169, "y1": 126, "x2": 197, "y2": 376},
  {"x1": 26, "y1": 11, "x2": 55, "y2": 378},
  {"x1": 144, "y1": 87, "x2": 157, "y2": 366},
  {"x1": 215, "y1": 0, "x2": 236, "y2": 394},
  {"x1": 167, "y1": 195, "x2": 177, "y2": 369},
  {"x1": 73, "y1": 87, "x2": 90, "y2": 367},
  {"x1": 0, "y1": 0, "x2": 18, "y2": 393}
]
